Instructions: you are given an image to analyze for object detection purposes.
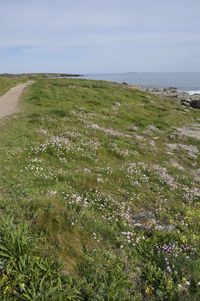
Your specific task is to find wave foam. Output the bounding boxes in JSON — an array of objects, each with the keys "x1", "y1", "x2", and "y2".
[{"x1": 186, "y1": 90, "x2": 200, "y2": 95}]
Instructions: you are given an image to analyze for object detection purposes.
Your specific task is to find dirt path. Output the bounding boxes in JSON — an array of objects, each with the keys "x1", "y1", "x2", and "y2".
[{"x1": 0, "y1": 81, "x2": 33, "y2": 119}]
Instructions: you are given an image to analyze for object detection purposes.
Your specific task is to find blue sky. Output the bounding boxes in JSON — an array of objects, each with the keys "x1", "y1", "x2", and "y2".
[{"x1": 0, "y1": 0, "x2": 200, "y2": 73}]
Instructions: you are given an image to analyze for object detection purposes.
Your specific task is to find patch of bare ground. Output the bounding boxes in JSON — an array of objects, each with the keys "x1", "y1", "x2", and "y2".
[{"x1": 177, "y1": 123, "x2": 200, "y2": 140}]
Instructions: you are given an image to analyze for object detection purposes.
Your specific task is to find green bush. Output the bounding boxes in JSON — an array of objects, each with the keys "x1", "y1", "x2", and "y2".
[{"x1": 0, "y1": 218, "x2": 80, "y2": 301}]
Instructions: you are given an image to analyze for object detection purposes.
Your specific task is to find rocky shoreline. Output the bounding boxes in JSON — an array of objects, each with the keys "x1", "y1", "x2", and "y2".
[{"x1": 142, "y1": 87, "x2": 200, "y2": 109}]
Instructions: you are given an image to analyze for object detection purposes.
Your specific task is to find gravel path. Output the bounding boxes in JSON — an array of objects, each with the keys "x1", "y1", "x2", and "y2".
[{"x1": 0, "y1": 81, "x2": 33, "y2": 119}]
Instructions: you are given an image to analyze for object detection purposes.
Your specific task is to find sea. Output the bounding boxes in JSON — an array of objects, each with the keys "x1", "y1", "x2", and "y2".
[{"x1": 82, "y1": 72, "x2": 200, "y2": 95}]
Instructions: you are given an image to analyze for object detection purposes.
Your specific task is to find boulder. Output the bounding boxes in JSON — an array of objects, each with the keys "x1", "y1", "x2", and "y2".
[
  {"x1": 181, "y1": 100, "x2": 191, "y2": 107},
  {"x1": 190, "y1": 94, "x2": 200, "y2": 108},
  {"x1": 190, "y1": 100, "x2": 200, "y2": 109},
  {"x1": 140, "y1": 87, "x2": 200, "y2": 109}
]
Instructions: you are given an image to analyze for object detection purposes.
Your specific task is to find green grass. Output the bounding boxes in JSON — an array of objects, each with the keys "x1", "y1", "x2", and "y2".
[
  {"x1": 0, "y1": 77, "x2": 200, "y2": 300},
  {"x1": 0, "y1": 76, "x2": 28, "y2": 96}
]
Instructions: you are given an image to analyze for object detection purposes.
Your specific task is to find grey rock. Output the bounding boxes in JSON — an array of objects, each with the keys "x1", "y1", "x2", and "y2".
[
  {"x1": 181, "y1": 101, "x2": 191, "y2": 107},
  {"x1": 133, "y1": 211, "x2": 155, "y2": 220},
  {"x1": 132, "y1": 211, "x2": 156, "y2": 229},
  {"x1": 190, "y1": 100, "x2": 200, "y2": 109},
  {"x1": 139, "y1": 86, "x2": 200, "y2": 109},
  {"x1": 155, "y1": 224, "x2": 175, "y2": 232},
  {"x1": 132, "y1": 211, "x2": 175, "y2": 232},
  {"x1": 190, "y1": 94, "x2": 200, "y2": 100}
]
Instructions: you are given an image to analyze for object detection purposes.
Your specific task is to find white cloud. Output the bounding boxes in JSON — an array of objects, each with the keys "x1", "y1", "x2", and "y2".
[{"x1": 0, "y1": 0, "x2": 200, "y2": 72}]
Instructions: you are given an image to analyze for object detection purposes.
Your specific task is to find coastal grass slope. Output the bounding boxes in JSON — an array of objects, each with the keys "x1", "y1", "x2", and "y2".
[
  {"x1": 0, "y1": 77, "x2": 200, "y2": 300},
  {"x1": 0, "y1": 75, "x2": 28, "y2": 96}
]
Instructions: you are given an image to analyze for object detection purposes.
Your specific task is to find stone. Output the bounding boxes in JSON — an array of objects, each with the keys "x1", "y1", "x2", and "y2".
[
  {"x1": 132, "y1": 211, "x2": 156, "y2": 229},
  {"x1": 132, "y1": 211, "x2": 175, "y2": 232},
  {"x1": 190, "y1": 100, "x2": 200, "y2": 109},
  {"x1": 181, "y1": 101, "x2": 191, "y2": 107},
  {"x1": 139, "y1": 86, "x2": 200, "y2": 109}
]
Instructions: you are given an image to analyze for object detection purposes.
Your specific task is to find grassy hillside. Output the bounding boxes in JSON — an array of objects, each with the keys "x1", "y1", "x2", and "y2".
[
  {"x1": 0, "y1": 75, "x2": 28, "y2": 96},
  {"x1": 0, "y1": 77, "x2": 200, "y2": 300}
]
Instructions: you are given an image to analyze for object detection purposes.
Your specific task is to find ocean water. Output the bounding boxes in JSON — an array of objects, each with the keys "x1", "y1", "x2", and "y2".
[{"x1": 83, "y1": 72, "x2": 200, "y2": 95}]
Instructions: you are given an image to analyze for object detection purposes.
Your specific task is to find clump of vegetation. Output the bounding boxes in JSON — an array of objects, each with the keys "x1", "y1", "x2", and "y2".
[
  {"x1": 0, "y1": 77, "x2": 199, "y2": 300},
  {"x1": 0, "y1": 219, "x2": 81, "y2": 300}
]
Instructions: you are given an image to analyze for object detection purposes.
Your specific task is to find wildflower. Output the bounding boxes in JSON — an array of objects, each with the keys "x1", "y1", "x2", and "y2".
[
  {"x1": 145, "y1": 286, "x2": 154, "y2": 295},
  {"x1": 178, "y1": 284, "x2": 183, "y2": 291}
]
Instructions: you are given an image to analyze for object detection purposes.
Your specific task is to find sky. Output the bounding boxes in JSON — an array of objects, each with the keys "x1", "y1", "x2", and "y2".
[{"x1": 0, "y1": 0, "x2": 200, "y2": 73}]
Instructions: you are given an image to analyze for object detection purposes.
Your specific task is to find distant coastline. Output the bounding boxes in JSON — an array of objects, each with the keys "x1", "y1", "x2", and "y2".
[
  {"x1": 1, "y1": 72, "x2": 200, "y2": 96},
  {"x1": 0, "y1": 73, "x2": 82, "y2": 78},
  {"x1": 82, "y1": 72, "x2": 200, "y2": 94}
]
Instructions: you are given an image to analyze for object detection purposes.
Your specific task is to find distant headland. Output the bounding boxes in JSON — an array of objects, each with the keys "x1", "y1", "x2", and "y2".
[{"x1": 0, "y1": 73, "x2": 82, "y2": 78}]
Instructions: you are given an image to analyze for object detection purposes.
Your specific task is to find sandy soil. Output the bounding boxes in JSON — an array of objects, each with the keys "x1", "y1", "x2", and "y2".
[{"x1": 0, "y1": 81, "x2": 33, "y2": 119}]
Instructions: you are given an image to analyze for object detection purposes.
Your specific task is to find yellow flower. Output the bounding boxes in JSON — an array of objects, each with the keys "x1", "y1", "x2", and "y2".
[
  {"x1": 19, "y1": 282, "x2": 26, "y2": 291},
  {"x1": 3, "y1": 285, "x2": 10, "y2": 294},
  {"x1": 181, "y1": 235, "x2": 187, "y2": 243},
  {"x1": 145, "y1": 286, "x2": 154, "y2": 295}
]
